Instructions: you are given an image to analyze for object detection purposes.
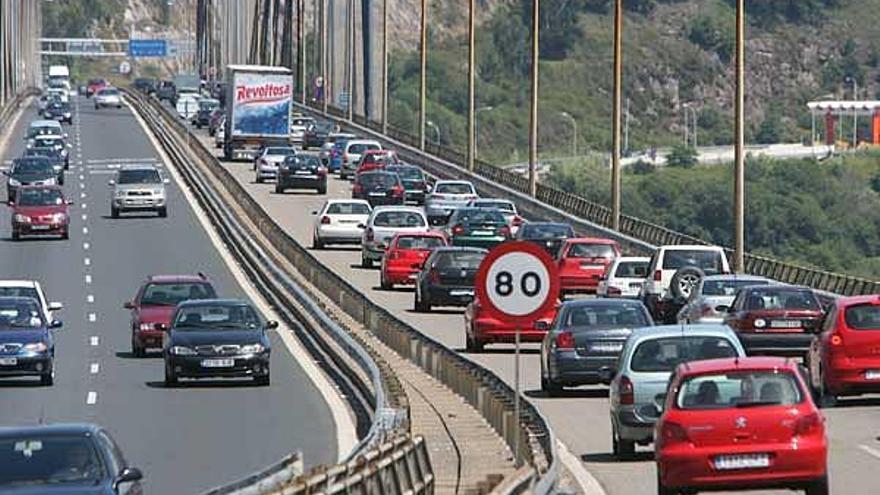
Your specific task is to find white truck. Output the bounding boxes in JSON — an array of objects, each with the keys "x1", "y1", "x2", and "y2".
[
  {"x1": 47, "y1": 65, "x2": 71, "y2": 93},
  {"x1": 223, "y1": 65, "x2": 294, "y2": 161}
]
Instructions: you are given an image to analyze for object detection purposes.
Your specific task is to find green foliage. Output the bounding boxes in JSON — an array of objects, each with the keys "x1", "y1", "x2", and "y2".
[
  {"x1": 727, "y1": 0, "x2": 840, "y2": 26},
  {"x1": 666, "y1": 145, "x2": 698, "y2": 168},
  {"x1": 42, "y1": 0, "x2": 127, "y2": 37},
  {"x1": 755, "y1": 114, "x2": 781, "y2": 144},
  {"x1": 688, "y1": 14, "x2": 733, "y2": 62}
]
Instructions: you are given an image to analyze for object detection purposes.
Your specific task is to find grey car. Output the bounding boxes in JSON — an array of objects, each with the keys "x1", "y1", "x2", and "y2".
[
  {"x1": 606, "y1": 324, "x2": 746, "y2": 458},
  {"x1": 109, "y1": 165, "x2": 169, "y2": 218},
  {"x1": 540, "y1": 299, "x2": 653, "y2": 396},
  {"x1": 676, "y1": 274, "x2": 773, "y2": 324}
]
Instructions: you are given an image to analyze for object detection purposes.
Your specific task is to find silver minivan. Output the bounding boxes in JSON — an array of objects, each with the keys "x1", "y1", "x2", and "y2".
[{"x1": 109, "y1": 165, "x2": 170, "y2": 218}]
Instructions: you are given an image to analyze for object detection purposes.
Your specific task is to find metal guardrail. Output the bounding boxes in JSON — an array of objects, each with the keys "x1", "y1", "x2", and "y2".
[
  {"x1": 0, "y1": 87, "x2": 38, "y2": 134},
  {"x1": 306, "y1": 101, "x2": 880, "y2": 297},
  {"x1": 131, "y1": 89, "x2": 556, "y2": 494}
]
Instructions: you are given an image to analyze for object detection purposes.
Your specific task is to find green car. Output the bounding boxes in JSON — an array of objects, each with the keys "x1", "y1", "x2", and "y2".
[{"x1": 445, "y1": 207, "x2": 511, "y2": 249}]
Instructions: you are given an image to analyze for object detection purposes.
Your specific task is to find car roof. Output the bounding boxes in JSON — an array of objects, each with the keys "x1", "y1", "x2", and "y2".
[
  {"x1": 472, "y1": 198, "x2": 513, "y2": 204},
  {"x1": 372, "y1": 205, "x2": 424, "y2": 214},
  {"x1": 614, "y1": 256, "x2": 650, "y2": 263},
  {"x1": 560, "y1": 298, "x2": 646, "y2": 309},
  {"x1": 677, "y1": 356, "x2": 798, "y2": 376},
  {"x1": 29, "y1": 120, "x2": 61, "y2": 128},
  {"x1": 739, "y1": 284, "x2": 812, "y2": 293},
  {"x1": 836, "y1": 294, "x2": 880, "y2": 308},
  {"x1": 31, "y1": 134, "x2": 63, "y2": 140},
  {"x1": 177, "y1": 298, "x2": 250, "y2": 307},
  {"x1": 147, "y1": 274, "x2": 209, "y2": 283},
  {"x1": 435, "y1": 180, "x2": 473, "y2": 185},
  {"x1": 325, "y1": 199, "x2": 371, "y2": 206},
  {"x1": 432, "y1": 246, "x2": 488, "y2": 254},
  {"x1": 393, "y1": 231, "x2": 446, "y2": 239},
  {"x1": 523, "y1": 221, "x2": 570, "y2": 227},
  {"x1": 0, "y1": 280, "x2": 38, "y2": 288},
  {"x1": 120, "y1": 164, "x2": 160, "y2": 171},
  {"x1": 0, "y1": 423, "x2": 103, "y2": 438},
  {"x1": 629, "y1": 323, "x2": 739, "y2": 341},
  {"x1": 346, "y1": 139, "x2": 381, "y2": 145},
  {"x1": 564, "y1": 237, "x2": 618, "y2": 245}
]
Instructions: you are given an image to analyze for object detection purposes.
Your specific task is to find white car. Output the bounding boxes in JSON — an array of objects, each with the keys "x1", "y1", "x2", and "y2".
[
  {"x1": 340, "y1": 139, "x2": 382, "y2": 180},
  {"x1": 290, "y1": 116, "x2": 316, "y2": 144},
  {"x1": 312, "y1": 199, "x2": 372, "y2": 249},
  {"x1": 597, "y1": 256, "x2": 650, "y2": 298},
  {"x1": 467, "y1": 198, "x2": 522, "y2": 235},
  {"x1": 94, "y1": 87, "x2": 123, "y2": 109},
  {"x1": 425, "y1": 180, "x2": 478, "y2": 222},
  {"x1": 320, "y1": 132, "x2": 356, "y2": 165},
  {"x1": 360, "y1": 206, "x2": 429, "y2": 268},
  {"x1": 640, "y1": 244, "x2": 731, "y2": 322},
  {"x1": 0, "y1": 280, "x2": 63, "y2": 323},
  {"x1": 254, "y1": 146, "x2": 297, "y2": 183},
  {"x1": 175, "y1": 94, "x2": 200, "y2": 120},
  {"x1": 46, "y1": 88, "x2": 69, "y2": 104},
  {"x1": 214, "y1": 118, "x2": 226, "y2": 149}
]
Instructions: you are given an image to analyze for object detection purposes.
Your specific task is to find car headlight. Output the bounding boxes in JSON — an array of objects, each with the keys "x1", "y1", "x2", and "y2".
[
  {"x1": 60, "y1": 149, "x2": 68, "y2": 157},
  {"x1": 240, "y1": 343, "x2": 265, "y2": 354},
  {"x1": 8, "y1": 178, "x2": 20, "y2": 186},
  {"x1": 114, "y1": 190, "x2": 126, "y2": 198},
  {"x1": 14, "y1": 214, "x2": 31, "y2": 223},
  {"x1": 64, "y1": 112, "x2": 71, "y2": 118},
  {"x1": 23, "y1": 342, "x2": 48, "y2": 353},
  {"x1": 170, "y1": 346, "x2": 197, "y2": 356},
  {"x1": 152, "y1": 188, "x2": 165, "y2": 196},
  {"x1": 754, "y1": 318, "x2": 766, "y2": 328},
  {"x1": 51, "y1": 213, "x2": 67, "y2": 223},
  {"x1": 44, "y1": 178, "x2": 57, "y2": 186}
]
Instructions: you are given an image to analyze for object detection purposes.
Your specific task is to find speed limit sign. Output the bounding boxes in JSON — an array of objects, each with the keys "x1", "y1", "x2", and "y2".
[{"x1": 475, "y1": 241, "x2": 560, "y2": 327}]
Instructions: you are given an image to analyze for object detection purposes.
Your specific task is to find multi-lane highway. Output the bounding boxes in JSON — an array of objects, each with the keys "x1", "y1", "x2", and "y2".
[
  {"x1": 178, "y1": 110, "x2": 880, "y2": 495},
  {"x1": 0, "y1": 97, "x2": 343, "y2": 494}
]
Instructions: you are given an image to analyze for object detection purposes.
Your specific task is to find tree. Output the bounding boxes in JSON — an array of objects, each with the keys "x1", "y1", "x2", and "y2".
[
  {"x1": 666, "y1": 145, "x2": 698, "y2": 168},
  {"x1": 756, "y1": 115, "x2": 781, "y2": 144}
]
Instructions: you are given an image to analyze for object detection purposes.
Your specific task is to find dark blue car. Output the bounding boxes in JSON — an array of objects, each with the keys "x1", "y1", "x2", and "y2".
[
  {"x1": 0, "y1": 423, "x2": 143, "y2": 494},
  {"x1": 0, "y1": 297, "x2": 60, "y2": 386}
]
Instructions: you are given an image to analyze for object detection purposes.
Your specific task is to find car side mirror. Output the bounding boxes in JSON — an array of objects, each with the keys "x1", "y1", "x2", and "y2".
[
  {"x1": 66, "y1": 200, "x2": 75, "y2": 205},
  {"x1": 113, "y1": 467, "x2": 143, "y2": 491},
  {"x1": 534, "y1": 320, "x2": 550, "y2": 332},
  {"x1": 653, "y1": 392, "x2": 667, "y2": 414},
  {"x1": 154, "y1": 323, "x2": 168, "y2": 332},
  {"x1": 598, "y1": 367, "x2": 616, "y2": 385},
  {"x1": 266, "y1": 320, "x2": 279, "y2": 330},
  {"x1": 108, "y1": 180, "x2": 116, "y2": 186},
  {"x1": 50, "y1": 320, "x2": 63, "y2": 329},
  {"x1": 357, "y1": 223, "x2": 366, "y2": 229},
  {"x1": 310, "y1": 210, "x2": 318, "y2": 215},
  {"x1": 123, "y1": 301, "x2": 134, "y2": 310},
  {"x1": 48, "y1": 302, "x2": 63, "y2": 311},
  {"x1": 6, "y1": 200, "x2": 13, "y2": 207}
]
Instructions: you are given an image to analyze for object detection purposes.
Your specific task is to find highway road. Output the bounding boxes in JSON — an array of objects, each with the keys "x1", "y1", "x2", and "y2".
[
  {"x1": 178, "y1": 112, "x2": 880, "y2": 495},
  {"x1": 0, "y1": 98, "x2": 340, "y2": 494}
]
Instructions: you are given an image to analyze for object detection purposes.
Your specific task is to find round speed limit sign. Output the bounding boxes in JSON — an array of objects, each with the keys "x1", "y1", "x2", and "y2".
[{"x1": 475, "y1": 241, "x2": 560, "y2": 326}]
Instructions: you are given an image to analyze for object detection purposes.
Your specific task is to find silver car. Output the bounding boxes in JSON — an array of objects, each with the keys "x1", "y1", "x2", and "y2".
[
  {"x1": 109, "y1": 165, "x2": 169, "y2": 218},
  {"x1": 94, "y1": 87, "x2": 123, "y2": 109},
  {"x1": 360, "y1": 206, "x2": 429, "y2": 268},
  {"x1": 676, "y1": 274, "x2": 773, "y2": 324},
  {"x1": 424, "y1": 180, "x2": 478, "y2": 223},
  {"x1": 606, "y1": 324, "x2": 746, "y2": 458},
  {"x1": 596, "y1": 256, "x2": 650, "y2": 299},
  {"x1": 253, "y1": 146, "x2": 297, "y2": 183}
]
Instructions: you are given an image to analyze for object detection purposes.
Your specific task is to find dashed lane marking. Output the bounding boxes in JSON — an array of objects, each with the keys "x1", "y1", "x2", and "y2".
[
  {"x1": 88, "y1": 313, "x2": 96, "y2": 323},
  {"x1": 85, "y1": 275, "x2": 92, "y2": 284},
  {"x1": 86, "y1": 391, "x2": 97, "y2": 405},
  {"x1": 82, "y1": 227, "x2": 88, "y2": 235},
  {"x1": 89, "y1": 336, "x2": 99, "y2": 346},
  {"x1": 90, "y1": 363, "x2": 99, "y2": 374},
  {"x1": 84, "y1": 258, "x2": 90, "y2": 266},
  {"x1": 83, "y1": 241, "x2": 89, "y2": 249},
  {"x1": 87, "y1": 294, "x2": 94, "y2": 303},
  {"x1": 859, "y1": 444, "x2": 880, "y2": 461}
]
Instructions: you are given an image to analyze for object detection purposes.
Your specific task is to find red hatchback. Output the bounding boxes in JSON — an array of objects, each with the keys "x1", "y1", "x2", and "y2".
[
  {"x1": 124, "y1": 274, "x2": 217, "y2": 357},
  {"x1": 557, "y1": 238, "x2": 620, "y2": 296},
  {"x1": 356, "y1": 150, "x2": 400, "y2": 175},
  {"x1": 9, "y1": 186, "x2": 71, "y2": 240},
  {"x1": 656, "y1": 357, "x2": 828, "y2": 495},
  {"x1": 380, "y1": 232, "x2": 448, "y2": 289},
  {"x1": 808, "y1": 294, "x2": 880, "y2": 405},
  {"x1": 464, "y1": 294, "x2": 557, "y2": 352}
]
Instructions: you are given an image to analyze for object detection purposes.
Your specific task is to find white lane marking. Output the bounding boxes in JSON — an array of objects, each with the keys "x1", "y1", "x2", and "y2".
[
  {"x1": 80, "y1": 192, "x2": 86, "y2": 199},
  {"x1": 82, "y1": 214, "x2": 88, "y2": 222},
  {"x1": 859, "y1": 444, "x2": 880, "y2": 461},
  {"x1": 131, "y1": 102, "x2": 358, "y2": 460},
  {"x1": 81, "y1": 203, "x2": 87, "y2": 209},
  {"x1": 85, "y1": 275, "x2": 92, "y2": 284},
  {"x1": 84, "y1": 257, "x2": 90, "y2": 266},
  {"x1": 86, "y1": 391, "x2": 97, "y2": 405},
  {"x1": 78, "y1": 174, "x2": 84, "y2": 180},
  {"x1": 88, "y1": 313, "x2": 96, "y2": 323},
  {"x1": 79, "y1": 183, "x2": 85, "y2": 189},
  {"x1": 556, "y1": 439, "x2": 608, "y2": 495},
  {"x1": 89, "y1": 336, "x2": 99, "y2": 346},
  {"x1": 83, "y1": 241, "x2": 89, "y2": 249},
  {"x1": 82, "y1": 226, "x2": 88, "y2": 235},
  {"x1": 90, "y1": 363, "x2": 99, "y2": 374},
  {"x1": 87, "y1": 294, "x2": 94, "y2": 303}
]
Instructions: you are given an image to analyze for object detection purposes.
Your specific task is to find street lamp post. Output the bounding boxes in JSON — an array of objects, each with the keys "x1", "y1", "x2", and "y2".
[
  {"x1": 528, "y1": 0, "x2": 540, "y2": 198},
  {"x1": 560, "y1": 111, "x2": 577, "y2": 156},
  {"x1": 733, "y1": 0, "x2": 745, "y2": 274},
  {"x1": 426, "y1": 120, "x2": 440, "y2": 145},
  {"x1": 611, "y1": 0, "x2": 623, "y2": 231}
]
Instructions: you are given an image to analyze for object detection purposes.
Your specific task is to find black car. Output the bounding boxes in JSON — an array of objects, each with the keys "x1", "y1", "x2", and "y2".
[
  {"x1": 0, "y1": 423, "x2": 143, "y2": 494},
  {"x1": 161, "y1": 299, "x2": 276, "y2": 386},
  {"x1": 415, "y1": 247, "x2": 487, "y2": 312},
  {"x1": 192, "y1": 99, "x2": 220, "y2": 128},
  {"x1": 5, "y1": 158, "x2": 57, "y2": 202},
  {"x1": 133, "y1": 77, "x2": 157, "y2": 95},
  {"x1": 516, "y1": 222, "x2": 575, "y2": 257},
  {"x1": 207, "y1": 108, "x2": 225, "y2": 136},
  {"x1": 44, "y1": 101, "x2": 72, "y2": 124},
  {"x1": 156, "y1": 80, "x2": 176, "y2": 103},
  {"x1": 352, "y1": 171, "x2": 405, "y2": 206},
  {"x1": 29, "y1": 136, "x2": 71, "y2": 170},
  {"x1": 386, "y1": 164, "x2": 430, "y2": 205},
  {"x1": 540, "y1": 298, "x2": 653, "y2": 395},
  {"x1": 23, "y1": 148, "x2": 65, "y2": 184},
  {"x1": 303, "y1": 121, "x2": 336, "y2": 149},
  {"x1": 0, "y1": 297, "x2": 61, "y2": 386},
  {"x1": 276, "y1": 155, "x2": 327, "y2": 194}
]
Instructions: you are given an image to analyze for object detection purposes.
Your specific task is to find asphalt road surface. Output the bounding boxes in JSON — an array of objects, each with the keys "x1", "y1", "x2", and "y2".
[{"x1": 0, "y1": 97, "x2": 338, "y2": 494}]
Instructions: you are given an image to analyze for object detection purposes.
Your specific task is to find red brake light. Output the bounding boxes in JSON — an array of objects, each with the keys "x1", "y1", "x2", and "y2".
[
  {"x1": 829, "y1": 333, "x2": 843, "y2": 346},
  {"x1": 366, "y1": 227, "x2": 374, "y2": 242},
  {"x1": 499, "y1": 225, "x2": 511, "y2": 237},
  {"x1": 619, "y1": 375, "x2": 634, "y2": 405},
  {"x1": 555, "y1": 331, "x2": 575, "y2": 350},
  {"x1": 512, "y1": 216, "x2": 524, "y2": 227},
  {"x1": 452, "y1": 224, "x2": 465, "y2": 236},
  {"x1": 660, "y1": 421, "x2": 689, "y2": 445},
  {"x1": 320, "y1": 215, "x2": 331, "y2": 225},
  {"x1": 607, "y1": 286, "x2": 622, "y2": 296},
  {"x1": 654, "y1": 270, "x2": 662, "y2": 281},
  {"x1": 795, "y1": 412, "x2": 822, "y2": 436},
  {"x1": 428, "y1": 269, "x2": 440, "y2": 284},
  {"x1": 388, "y1": 249, "x2": 401, "y2": 260},
  {"x1": 343, "y1": 153, "x2": 349, "y2": 162},
  {"x1": 392, "y1": 185, "x2": 405, "y2": 197},
  {"x1": 352, "y1": 183, "x2": 363, "y2": 194}
]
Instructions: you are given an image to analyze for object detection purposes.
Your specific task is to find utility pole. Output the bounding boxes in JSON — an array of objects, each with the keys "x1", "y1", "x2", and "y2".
[
  {"x1": 381, "y1": 0, "x2": 389, "y2": 134},
  {"x1": 322, "y1": 0, "x2": 328, "y2": 112},
  {"x1": 611, "y1": 0, "x2": 623, "y2": 230},
  {"x1": 528, "y1": 0, "x2": 540, "y2": 197},
  {"x1": 466, "y1": 0, "x2": 476, "y2": 170},
  {"x1": 347, "y1": 0, "x2": 354, "y2": 121},
  {"x1": 299, "y1": 0, "x2": 306, "y2": 104},
  {"x1": 733, "y1": 0, "x2": 745, "y2": 273},
  {"x1": 418, "y1": 0, "x2": 427, "y2": 150}
]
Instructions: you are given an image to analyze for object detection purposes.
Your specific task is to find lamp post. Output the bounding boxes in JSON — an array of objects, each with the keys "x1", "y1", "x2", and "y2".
[
  {"x1": 426, "y1": 120, "x2": 440, "y2": 145},
  {"x1": 418, "y1": 0, "x2": 427, "y2": 149},
  {"x1": 560, "y1": 111, "x2": 577, "y2": 156},
  {"x1": 528, "y1": 0, "x2": 540, "y2": 197},
  {"x1": 733, "y1": 0, "x2": 745, "y2": 274},
  {"x1": 475, "y1": 106, "x2": 494, "y2": 160},
  {"x1": 611, "y1": 0, "x2": 622, "y2": 231}
]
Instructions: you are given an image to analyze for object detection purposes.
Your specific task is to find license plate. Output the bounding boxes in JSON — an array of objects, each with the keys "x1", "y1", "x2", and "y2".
[
  {"x1": 450, "y1": 290, "x2": 474, "y2": 297},
  {"x1": 590, "y1": 343, "x2": 623, "y2": 353},
  {"x1": 629, "y1": 282, "x2": 643, "y2": 288},
  {"x1": 473, "y1": 230, "x2": 492, "y2": 236},
  {"x1": 714, "y1": 454, "x2": 770, "y2": 470},
  {"x1": 866, "y1": 370, "x2": 880, "y2": 380},
  {"x1": 369, "y1": 192, "x2": 386, "y2": 197},
  {"x1": 580, "y1": 264, "x2": 604, "y2": 270},
  {"x1": 30, "y1": 225, "x2": 51, "y2": 231},
  {"x1": 770, "y1": 320, "x2": 801, "y2": 328},
  {"x1": 0, "y1": 358, "x2": 17, "y2": 366},
  {"x1": 201, "y1": 358, "x2": 234, "y2": 368},
  {"x1": 294, "y1": 170, "x2": 313, "y2": 175}
]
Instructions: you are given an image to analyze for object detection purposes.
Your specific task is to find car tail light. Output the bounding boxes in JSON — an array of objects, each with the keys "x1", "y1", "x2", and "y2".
[
  {"x1": 619, "y1": 375, "x2": 634, "y2": 405},
  {"x1": 555, "y1": 331, "x2": 575, "y2": 350},
  {"x1": 392, "y1": 185, "x2": 405, "y2": 197},
  {"x1": 512, "y1": 216, "x2": 524, "y2": 227},
  {"x1": 352, "y1": 183, "x2": 363, "y2": 195},
  {"x1": 499, "y1": 225, "x2": 511, "y2": 238},
  {"x1": 317, "y1": 167, "x2": 327, "y2": 176},
  {"x1": 365, "y1": 227, "x2": 374, "y2": 242},
  {"x1": 343, "y1": 153, "x2": 349, "y2": 163},
  {"x1": 428, "y1": 268, "x2": 440, "y2": 284},
  {"x1": 654, "y1": 270, "x2": 662, "y2": 281},
  {"x1": 829, "y1": 333, "x2": 843, "y2": 347},
  {"x1": 795, "y1": 412, "x2": 823, "y2": 436},
  {"x1": 388, "y1": 249, "x2": 401, "y2": 261},
  {"x1": 607, "y1": 286, "x2": 622, "y2": 296},
  {"x1": 320, "y1": 215, "x2": 331, "y2": 225},
  {"x1": 452, "y1": 224, "x2": 465, "y2": 236},
  {"x1": 660, "y1": 421, "x2": 689, "y2": 445}
]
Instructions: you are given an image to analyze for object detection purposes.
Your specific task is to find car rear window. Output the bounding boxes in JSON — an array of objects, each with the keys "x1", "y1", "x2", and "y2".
[
  {"x1": 388, "y1": 166, "x2": 423, "y2": 180},
  {"x1": 676, "y1": 370, "x2": 802, "y2": 410},
  {"x1": 396, "y1": 236, "x2": 446, "y2": 250},
  {"x1": 630, "y1": 337, "x2": 738, "y2": 373},
  {"x1": 349, "y1": 143, "x2": 381, "y2": 154},
  {"x1": 521, "y1": 223, "x2": 573, "y2": 238},
  {"x1": 615, "y1": 261, "x2": 648, "y2": 278},
  {"x1": 562, "y1": 303, "x2": 649, "y2": 328},
  {"x1": 435, "y1": 182, "x2": 475, "y2": 195},
  {"x1": 142, "y1": 283, "x2": 216, "y2": 306},
  {"x1": 452, "y1": 209, "x2": 506, "y2": 224},
  {"x1": 701, "y1": 278, "x2": 770, "y2": 296},
  {"x1": 662, "y1": 250, "x2": 725, "y2": 274},
  {"x1": 473, "y1": 200, "x2": 514, "y2": 212},
  {"x1": 266, "y1": 147, "x2": 296, "y2": 156},
  {"x1": 566, "y1": 243, "x2": 616, "y2": 259},
  {"x1": 373, "y1": 211, "x2": 425, "y2": 228},
  {"x1": 359, "y1": 173, "x2": 399, "y2": 188},
  {"x1": 844, "y1": 304, "x2": 880, "y2": 330},
  {"x1": 435, "y1": 251, "x2": 485, "y2": 269},
  {"x1": 743, "y1": 288, "x2": 820, "y2": 311},
  {"x1": 327, "y1": 202, "x2": 371, "y2": 215},
  {"x1": 99, "y1": 88, "x2": 119, "y2": 96}
]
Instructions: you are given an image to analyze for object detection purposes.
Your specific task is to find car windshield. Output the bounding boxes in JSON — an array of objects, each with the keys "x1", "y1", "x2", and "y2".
[
  {"x1": 12, "y1": 159, "x2": 54, "y2": 176},
  {"x1": 32, "y1": 138, "x2": 61, "y2": 148},
  {"x1": 266, "y1": 147, "x2": 296, "y2": 156},
  {"x1": 0, "y1": 288, "x2": 39, "y2": 301},
  {"x1": 198, "y1": 99, "x2": 219, "y2": 110},
  {"x1": 0, "y1": 435, "x2": 105, "y2": 487},
  {"x1": 676, "y1": 370, "x2": 802, "y2": 410},
  {"x1": 388, "y1": 166, "x2": 423, "y2": 180},
  {"x1": 17, "y1": 188, "x2": 64, "y2": 207},
  {"x1": 743, "y1": 288, "x2": 820, "y2": 311},
  {"x1": 359, "y1": 173, "x2": 399, "y2": 188},
  {"x1": 521, "y1": 224, "x2": 573, "y2": 239},
  {"x1": 473, "y1": 201, "x2": 514, "y2": 212},
  {"x1": 373, "y1": 211, "x2": 425, "y2": 228},
  {"x1": 396, "y1": 236, "x2": 446, "y2": 250},
  {"x1": 141, "y1": 282, "x2": 216, "y2": 306},
  {"x1": 630, "y1": 336, "x2": 738, "y2": 373},
  {"x1": 25, "y1": 148, "x2": 59, "y2": 158},
  {"x1": 844, "y1": 304, "x2": 880, "y2": 330},
  {"x1": 567, "y1": 243, "x2": 616, "y2": 259},
  {"x1": 28, "y1": 127, "x2": 60, "y2": 138},
  {"x1": 349, "y1": 143, "x2": 381, "y2": 154},
  {"x1": 117, "y1": 169, "x2": 161, "y2": 184},
  {"x1": 435, "y1": 183, "x2": 474, "y2": 195},
  {"x1": 0, "y1": 300, "x2": 45, "y2": 329},
  {"x1": 615, "y1": 261, "x2": 648, "y2": 278},
  {"x1": 561, "y1": 303, "x2": 649, "y2": 328},
  {"x1": 662, "y1": 250, "x2": 725, "y2": 274},
  {"x1": 435, "y1": 251, "x2": 486, "y2": 269},
  {"x1": 174, "y1": 303, "x2": 261, "y2": 329},
  {"x1": 290, "y1": 156, "x2": 320, "y2": 168},
  {"x1": 452, "y1": 209, "x2": 506, "y2": 224},
  {"x1": 701, "y1": 278, "x2": 769, "y2": 297},
  {"x1": 326, "y1": 202, "x2": 370, "y2": 215}
]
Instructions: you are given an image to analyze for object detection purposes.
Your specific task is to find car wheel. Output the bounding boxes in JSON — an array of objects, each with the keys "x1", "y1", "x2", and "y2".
[
  {"x1": 58, "y1": 175, "x2": 65, "y2": 186},
  {"x1": 60, "y1": 229, "x2": 69, "y2": 240},
  {"x1": 256, "y1": 175, "x2": 264, "y2": 184},
  {"x1": 414, "y1": 290, "x2": 431, "y2": 313},
  {"x1": 11, "y1": 230, "x2": 19, "y2": 241},
  {"x1": 361, "y1": 255, "x2": 373, "y2": 269},
  {"x1": 541, "y1": 375, "x2": 562, "y2": 397},
  {"x1": 612, "y1": 423, "x2": 635, "y2": 459},
  {"x1": 132, "y1": 335, "x2": 145, "y2": 358},
  {"x1": 40, "y1": 364, "x2": 54, "y2": 386},
  {"x1": 111, "y1": 207, "x2": 119, "y2": 219},
  {"x1": 656, "y1": 470, "x2": 678, "y2": 495},
  {"x1": 380, "y1": 271, "x2": 393, "y2": 290},
  {"x1": 817, "y1": 365, "x2": 838, "y2": 408},
  {"x1": 317, "y1": 185, "x2": 327, "y2": 195},
  {"x1": 313, "y1": 236, "x2": 324, "y2": 250},
  {"x1": 158, "y1": 207, "x2": 168, "y2": 218},
  {"x1": 805, "y1": 475, "x2": 829, "y2": 495},
  {"x1": 164, "y1": 362, "x2": 178, "y2": 387},
  {"x1": 255, "y1": 372, "x2": 270, "y2": 386},
  {"x1": 275, "y1": 184, "x2": 285, "y2": 194}
]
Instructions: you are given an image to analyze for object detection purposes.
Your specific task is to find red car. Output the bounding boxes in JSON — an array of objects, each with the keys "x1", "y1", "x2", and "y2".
[
  {"x1": 86, "y1": 78, "x2": 107, "y2": 97},
  {"x1": 464, "y1": 295, "x2": 557, "y2": 352},
  {"x1": 356, "y1": 150, "x2": 400, "y2": 175},
  {"x1": 124, "y1": 274, "x2": 217, "y2": 357},
  {"x1": 380, "y1": 232, "x2": 448, "y2": 289},
  {"x1": 557, "y1": 238, "x2": 620, "y2": 296},
  {"x1": 723, "y1": 284, "x2": 824, "y2": 358},
  {"x1": 808, "y1": 294, "x2": 880, "y2": 406},
  {"x1": 9, "y1": 186, "x2": 71, "y2": 240},
  {"x1": 655, "y1": 357, "x2": 828, "y2": 495}
]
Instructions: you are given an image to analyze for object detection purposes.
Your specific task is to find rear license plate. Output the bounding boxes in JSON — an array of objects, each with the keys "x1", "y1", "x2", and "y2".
[
  {"x1": 629, "y1": 282, "x2": 643, "y2": 288},
  {"x1": 0, "y1": 358, "x2": 17, "y2": 366},
  {"x1": 590, "y1": 343, "x2": 623, "y2": 353},
  {"x1": 580, "y1": 264, "x2": 604, "y2": 270},
  {"x1": 294, "y1": 170, "x2": 313, "y2": 175},
  {"x1": 450, "y1": 290, "x2": 474, "y2": 297},
  {"x1": 865, "y1": 370, "x2": 880, "y2": 380},
  {"x1": 30, "y1": 225, "x2": 51, "y2": 231},
  {"x1": 714, "y1": 454, "x2": 770, "y2": 470},
  {"x1": 201, "y1": 358, "x2": 234, "y2": 368},
  {"x1": 770, "y1": 320, "x2": 801, "y2": 328},
  {"x1": 473, "y1": 230, "x2": 492, "y2": 236}
]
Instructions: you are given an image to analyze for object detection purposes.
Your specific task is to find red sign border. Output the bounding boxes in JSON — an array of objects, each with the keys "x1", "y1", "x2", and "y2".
[{"x1": 474, "y1": 241, "x2": 560, "y2": 327}]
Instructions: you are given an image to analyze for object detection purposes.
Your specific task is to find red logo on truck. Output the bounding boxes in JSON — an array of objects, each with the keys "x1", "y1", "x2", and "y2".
[{"x1": 235, "y1": 83, "x2": 291, "y2": 105}]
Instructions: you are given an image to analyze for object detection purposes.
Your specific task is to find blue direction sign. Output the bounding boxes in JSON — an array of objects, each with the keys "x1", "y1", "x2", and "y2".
[{"x1": 129, "y1": 39, "x2": 167, "y2": 57}]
